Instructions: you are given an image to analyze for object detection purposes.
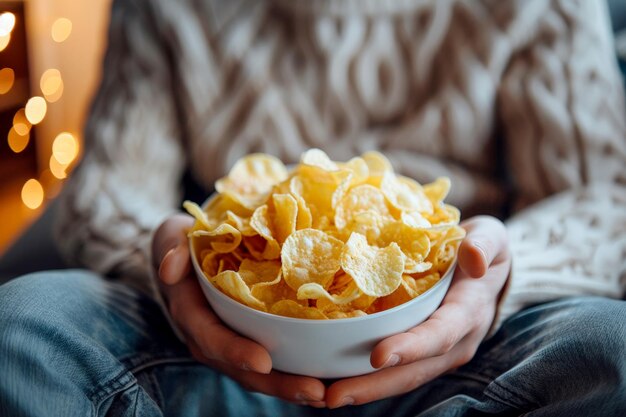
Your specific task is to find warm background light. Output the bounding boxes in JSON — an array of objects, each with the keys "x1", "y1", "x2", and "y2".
[
  {"x1": 0, "y1": 12, "x2": 16, "y2": 36},
  {"x1": 13, "y1": 109, "x2": 31, "y2": 135},
  {"x1": 0, "y1": 33, "x2": 9, "y2": 52},
  {"x1": 51, "y1": 17, "x2": 72, "y2": 42},
  {"x1": 49, "y1": 154, "x2": 68, "y2": 179},
  {"x1": 40, "y1": 68, "x2": 64, "y2": 102},
  {"x1": 0, "y1": 0, "x2": 111, "y2": 253},
  {"x1": 21, "y1": 179, "x2": 44, "y2": 210},
  {"x1": 8, "y1": 127, "x2": 30, "y2": 153},
  {"x1": 24, "y1": 96, "x2": 47, "y2": 124},
  {"x1": 0, "y1": 67, "x2": 14, "y2": 94},
  {"x1": 52, "y1": 132, "x2": 78, "y2": 164}
]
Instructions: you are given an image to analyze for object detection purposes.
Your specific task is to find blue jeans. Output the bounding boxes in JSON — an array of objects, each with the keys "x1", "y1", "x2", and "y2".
[{"x1": 0, "y1": 270, "x2": 624, "y2": 416}]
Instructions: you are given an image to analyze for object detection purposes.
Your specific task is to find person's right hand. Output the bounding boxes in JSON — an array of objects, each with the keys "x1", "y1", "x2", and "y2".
[{"x1": 151, "y1": 213, "x2": 326, "y2": 407}]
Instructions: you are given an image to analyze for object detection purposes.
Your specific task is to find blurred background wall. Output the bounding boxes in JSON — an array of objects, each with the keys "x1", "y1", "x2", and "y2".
[{"x1": 0, "y1": 0, "x2": 111, "y2": 252}]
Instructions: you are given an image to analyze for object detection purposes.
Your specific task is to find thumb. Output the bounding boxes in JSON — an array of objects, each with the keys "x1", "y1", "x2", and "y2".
[
  {"x1": 457, "y1": 216, "x2": 508, "y2": 278},
  {"x1": 152, "y1": 214, "x2": 195, "y2": 285}
]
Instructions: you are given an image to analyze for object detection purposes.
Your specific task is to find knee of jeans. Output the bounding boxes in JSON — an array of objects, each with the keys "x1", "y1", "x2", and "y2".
[
  {"x1": 544, "y1": 297, "x2": 626, "y2": 384},
  {"x1": 0, "y1": 270, "x2": 102, "y2": 332}
]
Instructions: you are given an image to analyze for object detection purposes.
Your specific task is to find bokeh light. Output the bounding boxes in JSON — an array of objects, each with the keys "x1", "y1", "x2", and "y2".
[
  {"x1": 40, "y1": 69, "x2": 64, "y2": 102},
  {"x1": 0, "y1": 67, "x2": 14, "y2": 94},
  {"x1": 0, "y1": 12, "x2": 15, "y2": 37},
  {"x1": 49, "y1": 155, "x2": 68, "y2": 179},
  {"x1": 51, "y1": 18, "x2": 72, "y2": 42},
  {"x1": 25, "y1": 96, "x2": 47, "y2": 124},
  {"x1": 13, "y1": 109, "x2": 31, "y2": 136},
  {"x1": 52, "y1": 132, "x2": 78, "y2": 165},
  {"x1": 0, "y1": 33, "x2": 9, "y2": 52},
  {"x1": 21, "y1": 179, "x2": 44, "y2": 210},
  {"x1": 8, "y1": 127, "x2": 29, "y2": 153}
]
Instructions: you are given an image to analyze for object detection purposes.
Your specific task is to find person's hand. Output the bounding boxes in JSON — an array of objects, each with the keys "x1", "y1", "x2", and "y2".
[
  {"x1": 325, "y1": 215, "x2": 511, "y2": 408},
  {"x1": 151, "y1": 214, "x2": 326, "y2": 407}
]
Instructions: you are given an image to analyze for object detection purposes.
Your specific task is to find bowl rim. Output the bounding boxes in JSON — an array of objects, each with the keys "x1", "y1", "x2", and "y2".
[{"x1": 191, "y1": 237, "x2": 456, "y2": 325}]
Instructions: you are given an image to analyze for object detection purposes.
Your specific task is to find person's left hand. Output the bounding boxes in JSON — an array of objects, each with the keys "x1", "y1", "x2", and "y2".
[{"x1": 325, "y1": 215, "x2": 511, "y2": 408}]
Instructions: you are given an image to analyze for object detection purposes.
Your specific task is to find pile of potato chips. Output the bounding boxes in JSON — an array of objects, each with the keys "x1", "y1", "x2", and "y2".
[{"x1": 185, "y1": 149, "x2": 465, "y2": 319}]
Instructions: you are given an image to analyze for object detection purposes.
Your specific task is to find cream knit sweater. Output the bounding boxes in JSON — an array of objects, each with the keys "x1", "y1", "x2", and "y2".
[{"x1": 55, "y1": 0, "x2": 626, "y2": 328}]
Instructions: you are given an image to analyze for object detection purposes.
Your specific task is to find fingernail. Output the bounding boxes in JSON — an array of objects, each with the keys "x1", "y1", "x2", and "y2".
[
  {"x1": 158, "y1": 248, "x2": 177, "y2": 280},
  {"x1": 238, "y1": 361, "x2": 251, "y2": 371},
  {"x1": 295, "y1": 392, "x2": 322, "y2": 402},
  {"x1": 337, "y1": 397, "x2": 354, "y2": 407},
  {"x1": 472, "y1": 240, "x2": 488, "y2": 263},
  {"x1": 382, "y1": 353, "x2": 400, "y2": 368}
]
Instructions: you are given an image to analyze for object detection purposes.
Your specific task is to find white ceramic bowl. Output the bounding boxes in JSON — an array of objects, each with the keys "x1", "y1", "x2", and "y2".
[{"x1": 190, "y1": 238, "x2": 454, "y2": 378}]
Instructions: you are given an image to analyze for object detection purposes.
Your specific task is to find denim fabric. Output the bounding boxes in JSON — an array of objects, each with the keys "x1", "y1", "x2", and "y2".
[{"x1": 1, "y1": 270, "x2": 624, "y2": 416}]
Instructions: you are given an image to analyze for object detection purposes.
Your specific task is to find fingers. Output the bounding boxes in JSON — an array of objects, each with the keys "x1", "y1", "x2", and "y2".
[
  {"x1": 167, "y1": 275, "x2": 272, "y2": 374},
  {"x1": 327, "y1": 340, "x2": 472, "y2": 408},
  {"x1": 458, "y1": 216, "x2": 508, "y2": 278},
  {"x1": 370, "y1": 302, "x2": 470, "y2": 369},
  {"x1": 159, "y1": 244, "x2": 192, "y2": 285},
  {"x1": 204, "y1": 358, "x2": 326, "y2": 404},
  {"x1": 152, "y1": 214, "x2": 195, "y2": 284}
]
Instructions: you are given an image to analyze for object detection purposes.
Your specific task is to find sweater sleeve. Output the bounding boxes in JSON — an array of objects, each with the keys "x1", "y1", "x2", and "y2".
[
  {"x1": 53, "y1": 0, "x2": 186, "y2": 295},
  {"x1": 495, "y1": 0, "x2": 626, "y2": 327}
]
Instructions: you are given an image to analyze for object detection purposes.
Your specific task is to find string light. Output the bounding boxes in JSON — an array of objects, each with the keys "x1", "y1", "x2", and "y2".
[
  {"x1": 8, "y1": 127, "x2": 29, "y2": 153},
  {"x1": 13, "y1": 109, "x2": 31, "y2": 135},
  {"x1": 49, "y1": 155, "x2": 68, "y2": 179},
  {"x1": 52, "y1": 132, "x2": 78, "y2": 165},
  {"x1": 0, "y1": 12, "x2": 15, "y2": 37},
  {"x1": 40, "y1": 69, "x2": 64, "y2": 102},
  {"x1": 0, "y1": 67, "x2": 14, "y2": 94},
  {"x1": 21, "y1": 179, "x2": 44, "y2": 210},
  {"x1": 25, "y1": 96, "x2": 47, "y2": 124},
  {"x1": 0, "y1": 33, "x2": 9, "y2": 52},
  {"x1": 51, "y1": 18, "x2": 72, "y2": 42}
]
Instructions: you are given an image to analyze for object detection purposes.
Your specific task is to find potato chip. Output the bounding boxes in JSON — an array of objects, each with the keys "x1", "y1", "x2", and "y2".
[
  {"x1": 341, "y1": 233, "x2": 404, "y2": 297},
  {"x1": 293, "y1": 166, "x2": 351, "y2": 220},
  {"x1": 184, "y1": 201, "x2": 213, "y2": 231},
  {"x1": 200, "y1": 251, "x2": 221, "y2": 278},
  {"x1": 238, "y1": 259, "x2": 282, "y2": 286},
  {"x1": 250, "y1": 205, "x2": 281, "y2": 259},
  {"x1": 380, "y1": 172, "x2": 433, "y2": 214},
  {"x1": 410, "y1": 272, "x2": 441, "y2": 295},
  {"x1": 334, "y1": 185, "x2": 391, "y2": 230},
  {"x1": 190, "y1": 224, "x2": 242, "y2": 254},
  {"x1": 217, "y1": 254, "x2": 239, "y2": 274},
  {"x1": 424, "y1": 177, "x2": 451, "y2": 205},
  {"x1": 225, "y1": 211, "x2": 256, "y2": 236},
  {"x1": 211, "y1": 270, "x2": 266, "y2": 311},
  {"x1": 250, "y1": 279, "x2": 299, "y2": 305},
  {"x1": 361, "y1": 151, "x2": 393, "y2": 176},
  {"x1": 373, "y1": 277, "x2": 414, "y2": 311},
  {"x1": 189, "y1": 149, "x2": 463, "y2": 319},
  {"x1": 271, "y1": 194, "x2": 298, "y2": 244},
  {"x1": 425, "y1": 204, "x2": 461, "y2": 227},
  {"x1": 340, "y1": 210, "x2": 387, "y2": 243},
  {"x1": 216, "y1": 154, "x2": 288, "y2": 209},
  {"x1": 281, "y1": 229, "x2": 344, "y2": 291},
  {"x1": 340, "y1": 157, "x2": 369, "y2": 186},
  {"x1": 401, "y1": 211, "x2": 432, "y2": 229},
  {"x1": 378, "y1": 221, "x2": 431, "y2": 273},
  {"x1": 296, "y1": 282, "x2": 361, "y2": 305},
  {"x1": 291, "y1": 190, "x2": 313, "y2": 230},
  {"x1": 300, "y1": 148, "x2": 339, "y2": 171},
  {"x1": 270, "y1": 300, "x2": 328, "y2": 320}
]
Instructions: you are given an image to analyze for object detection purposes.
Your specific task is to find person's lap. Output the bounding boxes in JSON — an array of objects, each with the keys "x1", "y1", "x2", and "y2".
[{"x1": 0, "y1": 270, "x2": 624, "y2": 417}]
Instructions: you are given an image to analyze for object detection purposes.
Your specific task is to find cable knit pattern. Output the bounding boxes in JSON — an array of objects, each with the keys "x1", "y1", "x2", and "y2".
[{"x1": 55, "y1": 0, "x2": 626, "y2": 326}]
